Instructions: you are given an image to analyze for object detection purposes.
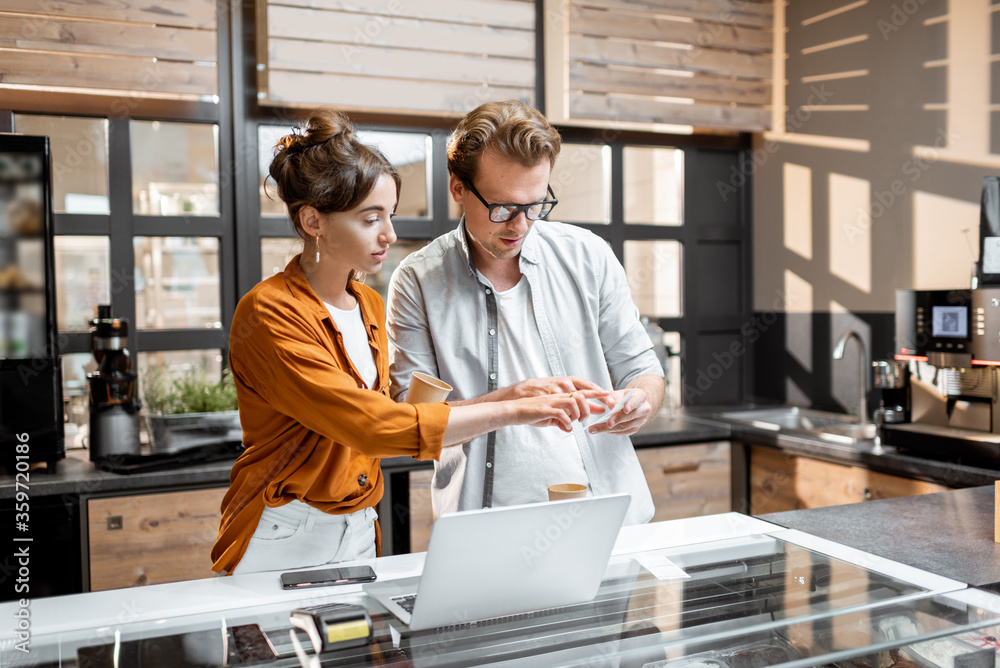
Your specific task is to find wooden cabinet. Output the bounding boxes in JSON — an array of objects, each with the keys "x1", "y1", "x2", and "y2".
[
  {"x1": 748, "y1": 446, "x2": 951, "y2": 515},
  {"x1": 405, "y1": 442, "x2": 732, "y2": 552},
  {"x1": 86, "y1": 486, "x2": 226, "y2": 591},
  {"x1": 638, "y1": 442, "x2": 731, "y2": 522}
]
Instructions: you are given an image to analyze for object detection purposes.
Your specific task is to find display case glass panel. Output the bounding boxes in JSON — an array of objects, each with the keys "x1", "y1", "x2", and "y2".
[{"x1": 18, "y1": 524, "x2": 1000, "y2": 668}]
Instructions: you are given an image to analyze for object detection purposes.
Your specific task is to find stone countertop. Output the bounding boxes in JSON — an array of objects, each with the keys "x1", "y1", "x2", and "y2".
[
  {"x1": 1, "y1": 448, "x2": 433, "y2": 500},
  {"x1": 3, "y1": 411, "x2": 723, "y2": 499},
  {"x1": 7, "y1": 405, "x2": 999, "y2": 499},
  {"x1": 760, "y1": 484, "x2": 1000, "y2": 590}
]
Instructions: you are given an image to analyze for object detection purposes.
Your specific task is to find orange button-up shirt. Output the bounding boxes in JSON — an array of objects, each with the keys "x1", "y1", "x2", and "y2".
[{"x1": 211, "y1": 256, "x2": 450, "y2": 574}]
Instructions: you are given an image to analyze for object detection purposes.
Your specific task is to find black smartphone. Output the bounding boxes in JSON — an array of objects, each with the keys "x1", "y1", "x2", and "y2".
[{"x1": 280, "y1": 565, "x2": 377, "y2": 590}]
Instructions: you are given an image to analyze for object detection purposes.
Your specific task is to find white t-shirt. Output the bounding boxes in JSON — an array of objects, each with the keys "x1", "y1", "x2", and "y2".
[
  {"x1": 485, "y1": 274, "x2": 590, "y2": 506},
  {"x1": 325, "y1": 301, "x2": 378, "y2": 390}
]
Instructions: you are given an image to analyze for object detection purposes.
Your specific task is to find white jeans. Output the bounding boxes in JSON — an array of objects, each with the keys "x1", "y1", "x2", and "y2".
[{"x1": 231, "y1": 501, "x2": 377, "y2": 575}]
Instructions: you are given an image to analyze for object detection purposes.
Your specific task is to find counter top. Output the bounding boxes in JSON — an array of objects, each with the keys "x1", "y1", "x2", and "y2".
[
  {"x1": 6, "y1": 406, "x2": 999, "y2": 499},
  {"x1": 2, "y1": 410, "x2": 723, "y2": 499},
  {"x1": 0, "y1": 449, "x2": 433, "y2": 500},
  {"x1": 760, "y1": 484, "x2": 1000, "y2": 590}
]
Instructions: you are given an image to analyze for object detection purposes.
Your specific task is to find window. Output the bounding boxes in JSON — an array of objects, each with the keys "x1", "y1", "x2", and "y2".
[
  {"x1": 625, "y1": 240, "x2": 683, "y2": 318},
  {"x1": 12, "y1": 115, "x2": 110, "y2": 215},
  {"x1": 624, "y1": 147, "x2": 684, "y2": 226},
  {"x1": 132, "y1": 121, "x2": 219, "y2": 216},
  {"x1": 550, "y1": 144, "x2": 610, "y2": 224},
  {"x1": 134, "y1": 237, "x2": 221, "y2": 329},
  {"x1": 53, "y1": 236, "x2": 109, "y2": 331}
]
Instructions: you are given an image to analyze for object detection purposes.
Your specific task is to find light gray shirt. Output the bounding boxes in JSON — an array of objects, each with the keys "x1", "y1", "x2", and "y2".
[{"x1": 385, "y1": 219, "x2": 660, "y2": 525}]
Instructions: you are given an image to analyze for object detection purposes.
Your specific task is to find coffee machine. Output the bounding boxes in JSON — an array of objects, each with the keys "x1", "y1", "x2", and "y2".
[
  {"x1": 882, "y1": 288, "x2": 1000, "y2": 465},
  {"x1": 872, "y1": 359, "x2": 910, "y2": 426},
  {"x1": 87, "y1": 304, "x2": 141, "y2": 461}
]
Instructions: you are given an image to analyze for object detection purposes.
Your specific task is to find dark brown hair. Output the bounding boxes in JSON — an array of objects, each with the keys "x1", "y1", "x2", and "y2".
[
  {"x1": 267, "y1": 107, "x2": 400, "y2": 238},
  {"x1": 447, "y1": 100, "x2": 561, "y2": 185}
]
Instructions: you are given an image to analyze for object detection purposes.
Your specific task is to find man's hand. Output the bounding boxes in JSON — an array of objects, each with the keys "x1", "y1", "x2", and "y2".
[
  {"x1": 516, "y1": 388, "x2": 613, "y2": 432},
  {"x1": 587, "y1": 381, "x2": 658, "y2": 436}
]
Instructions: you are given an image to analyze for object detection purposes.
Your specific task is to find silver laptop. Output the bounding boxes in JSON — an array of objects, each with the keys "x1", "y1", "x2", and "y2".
[{"x1": 364, "y1": 493, "x2": 630, "y2": 631}]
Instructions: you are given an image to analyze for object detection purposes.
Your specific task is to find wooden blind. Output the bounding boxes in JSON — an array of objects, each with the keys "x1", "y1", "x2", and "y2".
[
  {"x1": 0, "y1": 0, "x2": 217, "y2": 99},
  {"x1": 546, "y1": 0, "x2": 773, "y2": 133},
  {"x1": 258, "y1": 0, "x2": 536, "y2": 115}
]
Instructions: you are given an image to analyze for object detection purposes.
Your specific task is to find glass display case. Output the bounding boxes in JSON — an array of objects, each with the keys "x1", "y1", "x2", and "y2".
[
  {"x1": 0, "y1": 133, "x2": 64, "y2": 466},
  {"x1": 10, "y1": 516, "x2": 1000, "y2": 667}
]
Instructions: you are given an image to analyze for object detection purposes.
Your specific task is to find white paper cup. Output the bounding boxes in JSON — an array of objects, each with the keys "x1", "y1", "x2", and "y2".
[
  {"x1": 404, "y1": 371, "x2": 453, "y2": 404},
  {"x1": 547, "y1": 483, "x2": 589, "y2": 501}
]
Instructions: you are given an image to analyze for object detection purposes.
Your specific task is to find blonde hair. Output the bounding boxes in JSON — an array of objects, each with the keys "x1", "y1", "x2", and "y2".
[{"x1": 447, "y1": 100, "x2": 561, "y2": 184}]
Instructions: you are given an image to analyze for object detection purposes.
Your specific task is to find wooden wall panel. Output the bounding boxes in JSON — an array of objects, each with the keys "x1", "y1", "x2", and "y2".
[
  {"x1": 570, "y1": 93, "x2": 770, "y2": 133},
  {"x1": 570, "y1": 35, "x2": 772, "y2": 80},
  {"x1": 259, "y1": 0, "x2": 536, "y2": 115},
  {"x1": 570, "y1": 6, "x2": 771, "y2": 53},
  {"x1": 269, "y1": 40, "x2": 535, "y2": 88},
  {"x1": 0, "y1": 0, "x2": 217, "y2": 99},
  {"x1": 2, "y1": 53, "x2": 217, "y2": 97},
  {"x1": 268, "y1": 72, "x2": 534, "y2": 114},
  {"x1": 1, "y1": 0, "x2": 216, "y2": 29},
  {"x1": 279, "y1": 0, "x2": 535, "y2": 30},
  {"x1": 577, "y1": 0, "x2": 772, "y2": 28},
  {"x1": 548, "y1": 0, "x2": 773, "y2": 133}
]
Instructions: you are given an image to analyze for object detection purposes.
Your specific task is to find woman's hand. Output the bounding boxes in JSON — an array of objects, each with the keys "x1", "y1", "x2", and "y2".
[{"x1": 514, "y1": 389, "x2": 613, "y2": 432}]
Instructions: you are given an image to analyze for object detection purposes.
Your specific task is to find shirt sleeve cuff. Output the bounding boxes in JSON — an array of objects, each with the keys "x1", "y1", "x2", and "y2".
[{"x1": 414, "y1": 401, "x2": 450, "y2": 461}]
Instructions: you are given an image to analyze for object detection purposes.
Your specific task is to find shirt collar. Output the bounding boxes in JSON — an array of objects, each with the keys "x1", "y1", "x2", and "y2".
[
  {"x1": 281, "y1": 254, "x2": 380, "y2": 333},
  {"x1": 455, "y1": 217, "x2": 540, "y2": 278}
]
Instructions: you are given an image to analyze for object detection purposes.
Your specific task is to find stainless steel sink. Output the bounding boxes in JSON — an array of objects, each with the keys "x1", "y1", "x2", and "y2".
[{"x1": 717, "y1": 406, "x2": 876, "y2": 443}]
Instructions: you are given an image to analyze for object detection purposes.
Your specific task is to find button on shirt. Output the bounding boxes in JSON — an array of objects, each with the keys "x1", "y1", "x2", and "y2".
[
  {"x1": 486, "y1": 273, "x2": 589, "y2": 507},
  {"x1": 386, "y1": 219, "x2": 660, "y2": 526}
]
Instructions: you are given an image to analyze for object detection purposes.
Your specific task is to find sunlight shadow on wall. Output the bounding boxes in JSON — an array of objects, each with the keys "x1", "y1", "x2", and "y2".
[
  {"x1": 784, "y1": 163, "x2": 812, "y2": 259},
  {"x1": 829, "y1": 173, "x2": 871, "y2": 294},
  {"x1": 912, "y1": 190, "x2": 978, "y2": 290}
]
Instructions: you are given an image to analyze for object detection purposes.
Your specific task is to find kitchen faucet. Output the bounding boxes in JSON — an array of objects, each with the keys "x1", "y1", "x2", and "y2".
[{"x1": 832, "y1": 330, "x2": 870, "y2": 426}]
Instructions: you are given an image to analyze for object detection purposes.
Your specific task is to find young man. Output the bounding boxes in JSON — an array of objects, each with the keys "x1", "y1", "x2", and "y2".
[{"x1": 386, "y1": 100, "x2": 664, "y2": 524}]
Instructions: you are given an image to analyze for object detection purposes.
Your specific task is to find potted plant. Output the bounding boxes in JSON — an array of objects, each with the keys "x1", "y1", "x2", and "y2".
[{"x1": 142, "y1": 367, "x2": 241, "y2": 453}]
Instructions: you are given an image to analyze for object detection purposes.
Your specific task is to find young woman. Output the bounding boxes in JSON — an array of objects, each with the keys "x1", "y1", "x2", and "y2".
[{"x1": 211, "y1": 108, "x2": 608, "y2": 575}]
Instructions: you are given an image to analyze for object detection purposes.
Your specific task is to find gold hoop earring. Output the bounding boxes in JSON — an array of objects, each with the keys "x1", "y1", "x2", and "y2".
[{"x1": 315, "y1": 235, "x2": 321, "y2": 263}]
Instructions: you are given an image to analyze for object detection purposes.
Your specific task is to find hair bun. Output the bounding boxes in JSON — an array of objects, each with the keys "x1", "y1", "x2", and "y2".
[
  {"x1": 303, "y1": 107, "x2": 354, "y2": 145},
  {"x1": 274, "y1": 107, "x2": 354, "y2": 157}
]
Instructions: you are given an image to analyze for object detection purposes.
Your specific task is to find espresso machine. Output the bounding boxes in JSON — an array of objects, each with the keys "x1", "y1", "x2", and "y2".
[
  {"x1": 882, "y1": 288, "x2": 1000, "y2": 465},
  {"x1": 87, "y1": 304, "x2": 142, "y2": 462}
]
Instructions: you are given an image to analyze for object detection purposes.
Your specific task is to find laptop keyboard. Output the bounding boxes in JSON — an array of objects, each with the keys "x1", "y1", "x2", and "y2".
[{"x1": 392, "y1": 594, "x2": 418, "y2": 614}]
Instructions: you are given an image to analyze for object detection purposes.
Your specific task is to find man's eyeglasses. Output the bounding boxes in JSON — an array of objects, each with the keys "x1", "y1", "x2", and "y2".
[{"x1": 463, "y1": 180, "x2": 558, "y2": 223}]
